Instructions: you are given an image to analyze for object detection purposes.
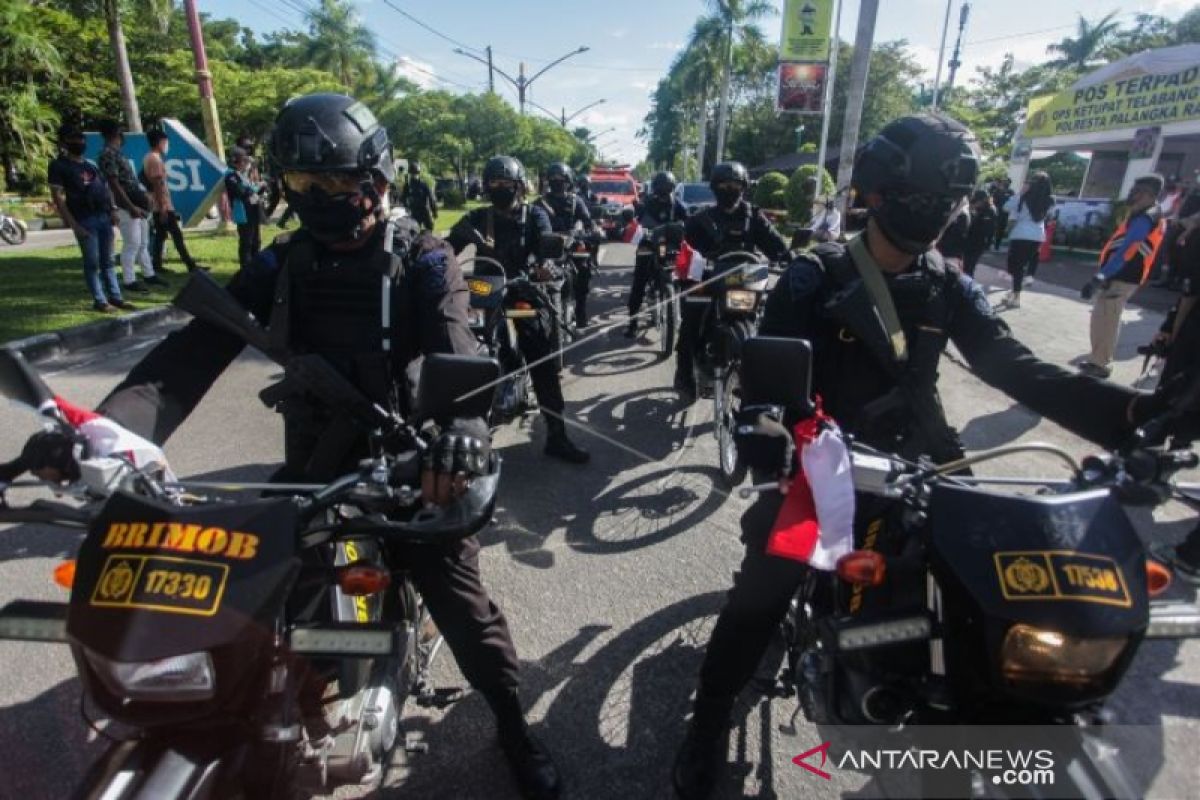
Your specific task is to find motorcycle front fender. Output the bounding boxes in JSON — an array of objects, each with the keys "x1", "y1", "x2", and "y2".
[{"x1": 73, "y1": 735, "x2": 244, "y2": 800}]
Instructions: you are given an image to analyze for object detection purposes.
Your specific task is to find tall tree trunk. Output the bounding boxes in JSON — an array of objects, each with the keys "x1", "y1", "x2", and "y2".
[
  {"x1": 105, "y1": 0, "x2": 142, "y2": 132},
  {"x1": 695, "y1": 87, "x2": 709, "y2": 181}
]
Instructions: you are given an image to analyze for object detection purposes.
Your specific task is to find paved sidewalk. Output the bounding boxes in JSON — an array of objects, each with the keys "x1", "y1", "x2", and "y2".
[{"x1": 1, "y1": 217, "x2": 222, "y2": 255}]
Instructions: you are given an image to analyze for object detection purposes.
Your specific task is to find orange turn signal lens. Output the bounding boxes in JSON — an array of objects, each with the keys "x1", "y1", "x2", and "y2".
[
  {"x1": 514, "y1": 300, "x2": 534, "y2": 310},
  {"x1": 336, "y1": 561, "x2": 391, "y2": 596},
  {"x1": 1146, "y1": 559, "x2": 1172, "y2": 597},
  {"x1": 53, "y1": 560, "x2": 76, "y2": 589},
  {"x1": 836, "y1": 551, "x2": 887, "y2": 587}
]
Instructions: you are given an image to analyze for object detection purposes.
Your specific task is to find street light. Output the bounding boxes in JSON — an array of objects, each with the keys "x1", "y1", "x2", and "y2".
[
  {"x1": 528, "y1": 98, "x2": 606, "y2": 128},
  {"x1": 454, "y1": 46, "x2": 590, "y2": 115}
]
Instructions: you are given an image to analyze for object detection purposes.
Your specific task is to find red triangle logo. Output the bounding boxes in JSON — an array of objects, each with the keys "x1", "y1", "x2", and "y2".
[{"x1": 792, "y1": 741, "x2": 833, "y2": 780}]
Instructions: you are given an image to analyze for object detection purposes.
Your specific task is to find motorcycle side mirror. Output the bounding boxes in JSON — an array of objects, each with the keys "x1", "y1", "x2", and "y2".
[
  {"x1": 538, "y1": 233, "x2": 566, "y2": 261},
  {"x1": 0, "y1": 348, "x2": 54, "y2": 413},
  {"x1": 740, "y1": 337, "x2": 814, "y2": 415},
  {"x1": 415, "y1": 354, "x2": 501, "y2": 423}
]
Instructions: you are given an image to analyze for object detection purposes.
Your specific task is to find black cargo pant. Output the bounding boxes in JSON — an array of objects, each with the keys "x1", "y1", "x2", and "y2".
[
  {"x1": 572, "y1": 260, "x2": 592, "y2": 320},
  {"x1": 411, "y1": 209, "x2": 435, "y2": 232},
  {"x1": 628, "y1": 250, "x2": 654, "y2": 319},
  {"x1": 675, "y1": 282, "x2": 706, "y2": 376},
  {"x1": 151, "y1": 210, "x2": 198, "y2": 271},
  {"x1": 512, "y1": 299, "x2": 567, "y2": 428}
]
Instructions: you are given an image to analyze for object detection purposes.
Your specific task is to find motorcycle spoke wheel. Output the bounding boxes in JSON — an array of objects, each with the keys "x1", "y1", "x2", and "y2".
[
  {"x1": 717, "y1": 368, "x2": 747, "y2": 486},
  {"x1": 658, "y1": 286, "x2": 677, "y2": 359}
]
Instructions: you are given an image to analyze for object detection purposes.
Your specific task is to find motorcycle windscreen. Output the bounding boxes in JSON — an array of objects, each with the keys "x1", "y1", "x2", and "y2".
[
  {"x1": 67, "y1": 491, "x2": 301, "y2": 662},
  {"x1": 929, "y1": 484, "x2": 1148, "y2": 636}
]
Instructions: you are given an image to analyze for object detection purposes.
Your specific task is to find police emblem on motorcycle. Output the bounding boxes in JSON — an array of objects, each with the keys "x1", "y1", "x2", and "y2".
[
  {"x1": 97, "y1": 558, "x2": 137, "y2": 603},
  {"x1": 1004, "y1": 557, "x2": 1051, "y2": 594},
  {"x1": 995, "y1": 553, "x2": 1056, "y2": 600}
]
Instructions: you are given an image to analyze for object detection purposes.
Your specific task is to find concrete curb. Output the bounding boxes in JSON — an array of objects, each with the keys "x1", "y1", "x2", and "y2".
[{"x1": 3, "y1": 305, "x2": 188, "y2": 364}]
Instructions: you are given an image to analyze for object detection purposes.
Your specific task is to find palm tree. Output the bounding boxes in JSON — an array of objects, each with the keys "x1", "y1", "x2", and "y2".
[
  {"x1": 703, "y1": 0, "x2": 775, "y2": 162},
  {"x1": 676, "y1": 15, "x2": 728, "y2": 176},
  {"x1": 0, "y1": 0, "x2": 63, "y2": 186},
  {"x1": 302, "y1": 0, "x2": 377, "y2": 89},
  {"x1": 101, "y1": 0, "x2": 174, "y2": 132},
  {"x1": 1046, "y1": 12, "x2": 1121, "y2": 70}
]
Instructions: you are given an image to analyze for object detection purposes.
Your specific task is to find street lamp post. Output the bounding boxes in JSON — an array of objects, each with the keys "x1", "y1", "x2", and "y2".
[
  {"x1": 527, "y1": 98, "x2": 606, "y2": 128},
  {"x1": 455, "y1": 46, "x2": 590, "y2": 115}
]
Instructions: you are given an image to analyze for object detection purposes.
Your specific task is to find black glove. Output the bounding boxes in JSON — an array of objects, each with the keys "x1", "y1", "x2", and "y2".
[
  {"x1": 733, "y1": 405, "x2": 794, "y2": 474},
  {"x1": 421, "y1": 431, "x2": 490, "y2": 506},
  {"x1": 1081, "y1": 274, "x2": 1107, "y2": 301},
  {"x1": 1130, "y1": 371, "x2": 1200, "y2": 446},
  {"x1": 6, "y1": 430, "x2": 82, "y2": 484}
]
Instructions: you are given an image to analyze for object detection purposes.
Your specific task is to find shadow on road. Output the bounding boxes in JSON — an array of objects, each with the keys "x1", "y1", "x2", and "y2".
[{"x1": 958, "y1": 402, "x2": 1042, "y2": 451}]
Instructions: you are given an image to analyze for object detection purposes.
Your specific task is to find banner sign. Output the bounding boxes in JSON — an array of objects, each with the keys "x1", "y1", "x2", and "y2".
[
  {"x1": 85, "y1": 118, "x2": 226, "y2": 227},
  {"x1": 780, "y1": 0, "x2": 834, "y2": 62},
  {"x1": 777, "y1": 63, "x2": 828, "y2": 114},
  {"x1": 1024, "y1": 65, "x2": 1200, "y2": 140}
]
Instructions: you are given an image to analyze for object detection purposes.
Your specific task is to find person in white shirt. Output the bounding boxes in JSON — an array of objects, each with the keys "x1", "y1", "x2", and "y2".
[
  {"x1": 1001, "y1": 171, "x2": 1054, "y2": 308},
  {"x1": 807, "y1": 197, "x2": 842, "y2": 243}
]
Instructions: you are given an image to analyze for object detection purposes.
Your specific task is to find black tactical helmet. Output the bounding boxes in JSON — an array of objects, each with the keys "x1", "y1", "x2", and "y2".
[
  {"x1": 546, "y1": 162, "x2": 574, "y2": 185},
  {"x1": 482, "y1": 155, "x2": 527, "y2": 188},
  {"x1": 709, "y1": 161, "x2": 749, "y2": 190},
  {"x1": 651, "y1": 170, "x2": 677, "y2": 197},
  {"x1": 852, "y1": 113, "x2": 980, "y2": 254},
  {"x1": 269, "y1": 93, "x2": 395, "y2": 183}
]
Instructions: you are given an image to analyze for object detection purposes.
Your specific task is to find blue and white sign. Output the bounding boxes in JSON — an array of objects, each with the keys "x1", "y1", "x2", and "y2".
[{"x1": 85, "y1": 118, "x2": 226, "y2": 227}]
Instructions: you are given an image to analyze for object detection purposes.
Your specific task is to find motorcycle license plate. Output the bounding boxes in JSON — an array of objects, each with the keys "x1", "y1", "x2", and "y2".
[{"x1": 91, "y1": 554, "x2": 229, "y2": 617}]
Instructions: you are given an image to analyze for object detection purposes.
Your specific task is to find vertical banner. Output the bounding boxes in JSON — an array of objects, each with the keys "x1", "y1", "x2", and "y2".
[
  {"x1": 777, "y1": 63, "x2": 829, "y2": 114},
  {"x1": 781, "y1": 0, "x2": 834, "y2": 62}
]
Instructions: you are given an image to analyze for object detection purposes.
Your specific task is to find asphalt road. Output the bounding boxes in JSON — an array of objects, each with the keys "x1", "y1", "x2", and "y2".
[{"x1": 0, "y1": 246, "x2": 1198, "y2": 799}]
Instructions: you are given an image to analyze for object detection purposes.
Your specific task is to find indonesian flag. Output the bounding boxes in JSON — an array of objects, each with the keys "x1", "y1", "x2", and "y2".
[
  {"x1": 674, "y1": 240, "x2": 706, "y2": 282},
  {"x1": 766, "y1": 404, "x2": 855, "y2": 570},
  {"x1": 45, "y1": 396, "x2": 175, "y2": 481}
]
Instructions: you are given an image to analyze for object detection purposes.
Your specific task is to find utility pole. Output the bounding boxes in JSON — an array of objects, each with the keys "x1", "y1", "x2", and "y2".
[
  {"x1": 714, "y1": 0, "x2": 735, "y2": 163},
  {"x1": 518, "y1": 62, "x2": 526, "y2": 113},
  {"x1": 184, "y1": 0, "x2": 224, "y2": 162},
  {"x1": 816, "y1": 0, "x2": 844, "y2": 210},
  {"x1": 946, "y1": 3, "x2": 971, "y2": 90},
  {"x1": 930, "y1": 0, "x2": 953, "y2": 110},
  {"x1": 103, "y1": 0, "x2": 141, "y2": 131},
  {"x1": 486, "y1": 45, "x2": 495, "y2": 94},
  {"x1": 835, "y1": 0, "x2": 879, "y2": 213}
]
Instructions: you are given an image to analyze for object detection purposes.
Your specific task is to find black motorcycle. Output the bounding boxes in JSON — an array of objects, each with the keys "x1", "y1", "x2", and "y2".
[
  {"x1": 685, "y1": 250, "x2": 771, "y2": 487},
  {"x1": 0, "y1": 298, "x2": 501, "y2": 797},
  {"x1": 635, "y1": 222, "x2": 685, "y2": 359},
  {"x1": 735, "y1": 335, "x2": 1200, "y2": 797},
  {"x1": 462, "y1": 254, "x2": 538, "y2": 427}
]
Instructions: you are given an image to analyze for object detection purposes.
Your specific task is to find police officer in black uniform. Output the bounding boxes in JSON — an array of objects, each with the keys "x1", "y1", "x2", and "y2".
[
  {"x1": 535, "y1": 161, "x2": 598, "y2": 326},
  {"x1": 85, "y1": 94, "x2": 560, "y2": 800},
  {"x1": 626, "y1": 170, "x2": 689, "y2": 338},
  {"x1": 672, "y1": 114, "x2": 1164, "y2": 799},
  {"x1": 675, "y1": 161, "x2": 791, "y2": 400},
  {"x1": 448, "y1": 155, "x2": 590, "y2": 464},
  {"x1": 401, "y1": 159, "x2": 439, "y2": 231}
]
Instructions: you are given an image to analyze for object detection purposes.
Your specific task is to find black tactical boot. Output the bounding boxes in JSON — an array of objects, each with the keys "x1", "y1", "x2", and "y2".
[
  {"x1": 672, "y1": 696, "x2": 733, "y2": 800},
  {"x1": 488, "y1": 690, "x2": 562, "y2": 800},
  {"x1": 673, "y1": 362, "x2": 696, "y2": 404},
  {"x1": 575, "y1": 302, "x2": 589, "y2": 328},
  {"x1": 624, "y1": 319, "x2": 638, "y2": 338},
  {"x1": 544, "y1": 417, "x2": 590, "y2": 463}
]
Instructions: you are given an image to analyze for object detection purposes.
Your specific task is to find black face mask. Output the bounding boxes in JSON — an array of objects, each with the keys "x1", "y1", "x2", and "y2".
[
  {"x1": 490, "y1": 187, "x2": 517, "y2": 209},
  {"x1": 715, "y1": 186, "x2": 742, "y2": 210},
  {"x1": 287, "y1": 186, "x2": 376, "y2": 244},
  {"x1": 875, "y1": 191, "x2": 964, "y2": 255},
  {"x1": 64, "y1": 141, "x2": 86, "y2": 157}
]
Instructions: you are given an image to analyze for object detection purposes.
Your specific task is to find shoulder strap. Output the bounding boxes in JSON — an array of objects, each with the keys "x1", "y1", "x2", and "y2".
[{"x1": 846, "y1": 236, "x2": 908, "y2": 363}]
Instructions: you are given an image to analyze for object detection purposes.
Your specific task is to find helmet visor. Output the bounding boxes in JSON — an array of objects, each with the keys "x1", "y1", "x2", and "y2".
[
  {"x1": 283, "y1": 170, "x2": 371, "y2": 197},
  {"x1": 487, "y1": 178, "x2": 518, "y2": 193}
]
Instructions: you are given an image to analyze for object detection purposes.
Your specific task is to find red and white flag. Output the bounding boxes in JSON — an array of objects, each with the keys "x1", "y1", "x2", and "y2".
[
  {"x1": 766, "y1": 405, "x2": 855, "y2": 570},
  {"x1": 674, "y1": 240, "x2": 705, "y2": 282},
  {"x1": 45, "y1": 396, "x2": 175, "y2": 481}
]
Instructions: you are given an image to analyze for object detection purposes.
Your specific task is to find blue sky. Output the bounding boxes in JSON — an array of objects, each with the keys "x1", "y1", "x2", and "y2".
[{"x1": 205, "y1": 0, "x2": 1195, "y2": 166}]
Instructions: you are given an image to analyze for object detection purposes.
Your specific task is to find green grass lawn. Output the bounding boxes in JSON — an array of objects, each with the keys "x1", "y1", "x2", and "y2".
[
  {"x1": 0, "y1": 208, "x2": 481, "y2": 344},
  {"x1": 0, "y1": 227, "x2": 247, "y2": 344}
]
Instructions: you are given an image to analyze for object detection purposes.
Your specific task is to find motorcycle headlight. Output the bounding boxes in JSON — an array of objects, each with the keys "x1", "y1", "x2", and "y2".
[
  {"x1": 467, "y1": 308, "x2": 486, "y2": 327},
  {"x1": 1000, "y1": 625, "x2": 1127, "y2": 687},
  {"x1": 724, "y1": 289, "x2": 758, "y2": 312},
  {"x1": 88, "y1": 650, "x2": 216, "y2": 702}
]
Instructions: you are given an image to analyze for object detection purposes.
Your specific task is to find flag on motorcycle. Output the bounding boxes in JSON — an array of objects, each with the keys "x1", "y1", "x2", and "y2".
[
  {"x1": 766, "y1": 406, "x2": 855, "y2": 570},
  {"x1": 47, "y1": 396, "x2": 176, "y2": 481},
  {"x1": 675, "y1": 240, "x2": 706, "y2": 282}
]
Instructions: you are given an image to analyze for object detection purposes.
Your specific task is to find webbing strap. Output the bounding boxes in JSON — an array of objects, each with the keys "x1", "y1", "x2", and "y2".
[{"x1": 847, "y1": 235, "x2": 908, "y2": 363}]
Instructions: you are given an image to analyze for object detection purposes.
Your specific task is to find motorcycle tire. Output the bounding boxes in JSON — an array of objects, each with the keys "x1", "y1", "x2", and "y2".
[
  {"x1": 715, "y1": 367, "x2": 747, "y2": 487},
  {"x1": 658, "y1": 282, "x2": 677, "y2": 360},
  {"x1": 0, "y1": 218, "x2": 25, "y2": 245}
]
